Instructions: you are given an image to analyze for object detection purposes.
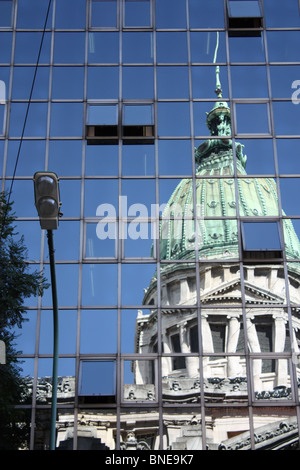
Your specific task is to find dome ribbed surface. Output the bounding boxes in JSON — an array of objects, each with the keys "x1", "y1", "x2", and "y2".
[{"x1": 159, "y1": 102, "x2": 300, "y2": 263}]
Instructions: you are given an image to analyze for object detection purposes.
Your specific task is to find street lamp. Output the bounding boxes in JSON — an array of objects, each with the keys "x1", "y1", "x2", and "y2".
[{"x1": 33, "y1": 171, "x2": 61, "y2": 450}]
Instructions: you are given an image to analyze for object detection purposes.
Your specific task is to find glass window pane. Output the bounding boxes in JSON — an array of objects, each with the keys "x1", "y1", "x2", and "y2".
[
  {"x1": 122, "y1": 144, "x2": 155, "y2": 176},
  {"x1": 124, "y1": 0, "x2": 151, "y2": 27},
  {"x1": 50, "y1": 103, "x2": 83, "y2": 137},
  {"x1": 121, "y1": 178, "x2": 155, "y2": 213},
  {"x1": 284, "y1": 220, "x2": 300, "y2": 258},
  {"x1": 124, "y1": 222, "x2": 154, "y2": 257},
  {"x1": 85, "y1": 144, "x2": 119, "y2": 176},
  {"x1": 276, "y1": 139, "x2": 300, "y2": 174},
  {"x1": 17, "y1": 0, "x2": 52, "y2": 28},
  {"x1": 9, "y1": 102, "x2": 48, "y2": 137},
  {"x1": 80, "y1": 310, "x2": 117, "y2": 353},
  {"x1": 280, "y1": 178, "x2": 300, "y2": 215},
  {"x1": 194, "y1": 102, "x2": 223, "y2": 137},
  {"x1": 55, "y1": 0, "x2": 86, "y2": 28},
  {"x1": 84, "y1": 179, "x2": 119, "y2": 217},
  {"x1": 0, "y1": 76, "x2": 6, "y2": 135},
  {"x1": 121, "y1": 309, "x2": 147, "y2": 353},
  {"x1": 270, "y1": 65, "x2": 300, "y2": 99},
  {"x1": 192, "y1": 65, "x2": 229, "y2": 99},
  {"x1": 157, "y1": 102, "x2": 190, "y2": 136},
  {"x1": 267, "y1": 31, "x2": 300, "y2": 62},
  {"x1": 0, "y1": 1, "x2": 13, "y2": 27},
  {"x1": 0, "y1": 32, "x2": 12, "y2": 63},
  {"x1": 79, "y1": 360, "x2": 116, "y2": 395},
  {"x1": 0, "y1": 103, "x2": 6, "y2": 136},
  {"x1": 191, "y1": 32, "x2": 226, "y2": 63},
  {"x1": 91, "y1": 0, "x2": 117, "y2": 28},
  {"x1": 158, "y1": 140, "x2": 192, "y2": 176},
  {"x1": 242, "y1": 222, "x2": 281, "y2": 251},
  {"x1": 40, "y1": 310, "x2": 77, "y2": 354},
  {"x1": 157, "y1": 66, "x2": 189, "y2": 99},
  {"x1": 0, "y1": 68, "x2": 9, "y2": 102},
  {"x1": 81, "y1": 264, "x2": 118, "y2": 306},
  {"x1": 189, "y1": 0, "x2": 224, "y2": 28},
  {"x1": 228, "y1": 1, "x2": 261, "y2": 18},
  {"x1": 235, "y1": 103, "x2": 270, "y2": 135},
  {"x1": 231, "y1": 66, "x2": 268, "y2": 98},
  {"x1": 122, "y1": 66, "x2": 154, "y2": 99},
  {"x1": 229, "y1": 35, "x2": 265, "y2": 62},
  {"x1": 44, "y1": 221, "x2": 80, "y2": 261},
  {"x1": 58, "y1": 180, "x2": 81, "y2": 217},
  {"x1": 264, "y1": 0, "x2": 300, "y2": 27},
  {"x1": 52, "y1": 66, "x2": 84, "y2": 99},
  {"x1": 123, "y1": 359, "x2": 156, "y2": 402},
  {"x1": 237, "y1": 177, "x2": 279, "y2": 217},
  {"x1": 48, "y1": 140, "x2": 82, "y2": 177},
  {"x1": 85, "y1": 222, "x2": 116, "y2": 258},
  {"x1": 42, "y1": 264, "x2": 79, "y2": 307},
  {"x1": 121, "y1": 263, "x2": 156, "y2": 305},
  {"x1": 58, "y1": 311, "x2": 77, "y2": 354},
  {"x1": 87, "y1": 104, "x2": 118, "y2": 125},
  {"x1": 12, "y1": 311, "x2": 37, "y2": 354},
  {"x1": 4, "y1": 180, "x2": 36, "y2": 217},
  {"x1": 123, "y1": 32, "x2": 153, "y2": 63},
  {"x1": 12, "y1": 66, "x2": 49, "y2": 100},
  {"x1": 14, "y1": 32, "x2": 51, "y2": 64},
  {"x1": 157, "y1": 32, "x2": 187, "y2": 63},
  {"x1": 38, "y1": 357, "x2": 75, "y2": 380},
  {"x1": 88, "y1": 32, "x2": 119, "y2": 63},
  {"x1": 159, "y1": 177, "x2": 187, "y2": 206},
  {"x1": 156, "y1": 0, "x2": 186, "y2": 28},
  {"x1": 54, "y1": 32, "x2": 85, "y2": 64},
  {"x1": 6, "y1": 140, "x2": 46, "y2": 176},
  {"x1": 237, "y1": 139, "x2": 275, "y2": 175},
  {"x1": 0, "y1": 141, "x2": 3, "y2": 176},
  {"x1": 123, "y1": 104, "x2": 153, "y2": 125},
  {"x1": 14, "y1": 220, "x2": 42, "y2": 261},
  {"x1": 273, "y1": 102, "x2": 300, "y2": 135},
  {"x1": 87, "y1": 66, "x2": 119, "y2": 99}
]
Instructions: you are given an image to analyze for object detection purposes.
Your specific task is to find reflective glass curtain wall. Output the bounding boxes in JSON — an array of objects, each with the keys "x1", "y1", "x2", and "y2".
[{"x1": 1, "y1": 0, "x2": 300, "y2": 450}]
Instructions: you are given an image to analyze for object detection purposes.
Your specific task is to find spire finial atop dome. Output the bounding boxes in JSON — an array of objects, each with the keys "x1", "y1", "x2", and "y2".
[{"x1": 213, "y1": 31, "x2": 222, "y2": 99}]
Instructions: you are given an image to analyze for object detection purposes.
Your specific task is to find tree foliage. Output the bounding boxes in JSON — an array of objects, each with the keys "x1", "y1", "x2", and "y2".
[{"x1": 0, "y1": 192, "x2": 48, "y2": 450}]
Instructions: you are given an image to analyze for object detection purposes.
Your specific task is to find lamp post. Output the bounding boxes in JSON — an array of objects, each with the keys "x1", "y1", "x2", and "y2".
[{"x1": 33, "y1": 171, "x2": 61, "y2": 450}]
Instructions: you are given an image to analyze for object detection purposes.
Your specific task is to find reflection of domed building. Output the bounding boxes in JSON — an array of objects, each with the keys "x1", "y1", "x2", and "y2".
[
  {"x1": 132, "y1": 96, "x2": 300, "y2": 449},
  {"x1": 28, "y1": 73, "x2": 300, "y2": 452}
]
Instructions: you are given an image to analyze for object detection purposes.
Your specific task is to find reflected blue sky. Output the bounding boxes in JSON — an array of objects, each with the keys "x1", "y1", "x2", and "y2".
[{"x1": 1, "y1": 0, "x2": 300, "y2": 384}]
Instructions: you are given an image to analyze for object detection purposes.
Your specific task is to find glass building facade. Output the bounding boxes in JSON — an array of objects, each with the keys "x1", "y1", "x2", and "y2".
[{"x1": 2, "y1": 0, "x2": 300, "y2": 450}]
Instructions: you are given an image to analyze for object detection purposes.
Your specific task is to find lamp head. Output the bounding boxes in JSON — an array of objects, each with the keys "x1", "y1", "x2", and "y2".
[{"x1": 33, "y1": 172, "x2": 61, "y2": 230}]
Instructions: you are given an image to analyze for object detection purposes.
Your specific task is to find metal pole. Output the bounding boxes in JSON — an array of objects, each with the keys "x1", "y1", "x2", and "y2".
[{"x1": 47, "y1": 229, "x2": 59, "y2": 450}]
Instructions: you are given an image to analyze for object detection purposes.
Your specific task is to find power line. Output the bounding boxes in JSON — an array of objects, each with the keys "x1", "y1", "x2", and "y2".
[{"x1": 7, "y1": 0, "x2": 52, "y2": 206}]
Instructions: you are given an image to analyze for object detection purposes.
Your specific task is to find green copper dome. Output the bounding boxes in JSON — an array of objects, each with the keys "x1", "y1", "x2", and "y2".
[{"x1": 159, "y1": 101, "x2": 300, "y2": 263}]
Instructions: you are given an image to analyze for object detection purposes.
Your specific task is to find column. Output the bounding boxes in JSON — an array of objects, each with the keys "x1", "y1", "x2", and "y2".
[
  {"x1": 227, "y1": 313, "x2": 242, "y2": 378},
  {"x1": 201, "y1": 314, "x2": 214, "y2": 377},
  {"x1": 246, "y1": 316, "x2": 262, "y2": 391},
  {"x1": 273, "y1": 313, "x2": 288, "y2": 386}
]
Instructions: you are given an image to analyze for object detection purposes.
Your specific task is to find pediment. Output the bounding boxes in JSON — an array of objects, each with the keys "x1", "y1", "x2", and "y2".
[{"x1": 201, "y1": 278, "x2": 285, "y2": 305}]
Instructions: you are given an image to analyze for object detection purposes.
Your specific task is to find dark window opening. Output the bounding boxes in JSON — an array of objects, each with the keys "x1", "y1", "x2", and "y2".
[
  {"x1": 256, "y1": 323, "x2": 275, "y2": 373},
  {"x1": 227, "y1": 0, "x2": 262, "y2": 37},
  {"x1": 190, "y1": 325, "x2": 199, "y2": 353},
  {"x1": 210, "y1": 323, "x2": 226, "y2": 359},
  {"x1": 86, "y1": 104, "x2": 155, "y2": 145},
  {"x1": 171, "y1": 334, "x2": 186, "y2": 370},
  {"x1": 236, "y1": 323, "x2": 245, "y2": 353},
  {"x1": 86, "y1": 124, "x2": 118, "y2": 145},
  {"x1": 122, "y1": 124, "x2": 154, "y2": 144}
]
